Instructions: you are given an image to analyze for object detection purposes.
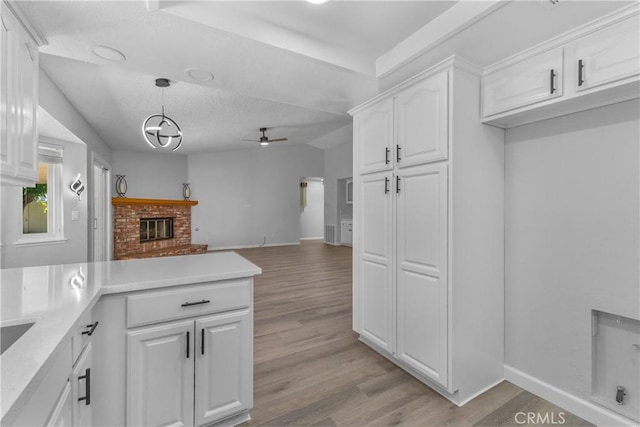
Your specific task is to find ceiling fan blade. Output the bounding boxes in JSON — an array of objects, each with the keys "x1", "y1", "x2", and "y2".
[
  {"x1": 242, "y1": 138, "x2": 259, "y2": 142},
  {"x1": 269, "y1": 138, "x2": 288, "y2": 142}
]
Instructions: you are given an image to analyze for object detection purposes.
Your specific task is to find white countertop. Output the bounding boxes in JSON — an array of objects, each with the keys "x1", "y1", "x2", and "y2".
[{"x1": 0, "y1": 252, "x2": 261, "y2": 424}]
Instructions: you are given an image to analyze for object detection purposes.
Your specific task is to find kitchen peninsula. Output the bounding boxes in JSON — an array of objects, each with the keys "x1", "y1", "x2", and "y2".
[{"x1": 0, "y1": 252, "x2": 261, "y2": 427}]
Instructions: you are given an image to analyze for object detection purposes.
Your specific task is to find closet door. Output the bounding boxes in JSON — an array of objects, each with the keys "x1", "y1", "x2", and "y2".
[
  {"x1": 395, "y1": 163, "x2": 448, "y2": 387},
  {"x1": 359, "y1": 171, "x2": 394, "y2": 354}
]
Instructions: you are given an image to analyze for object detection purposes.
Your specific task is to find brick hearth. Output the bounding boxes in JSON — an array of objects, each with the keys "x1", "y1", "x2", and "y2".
[{"x1": 112, "y1": 198, "x2": 208, "y2": 260}]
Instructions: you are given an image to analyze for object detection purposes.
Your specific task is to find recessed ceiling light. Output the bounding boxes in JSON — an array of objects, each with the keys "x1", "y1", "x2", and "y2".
[
  {"x1": 307, "y1": 0, "x2": 332, "y2": 4},
  {"x1": 90, "y1": 45, "x2": 126, "y2": 62},
  {"x1": 185, "y1": 68, "x2": 214, "y2": 82}
]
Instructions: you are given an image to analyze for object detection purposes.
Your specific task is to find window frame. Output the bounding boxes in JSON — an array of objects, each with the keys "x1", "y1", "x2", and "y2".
[{"x1": 14, "y1": 142, "x2": 67, "y2": 246}]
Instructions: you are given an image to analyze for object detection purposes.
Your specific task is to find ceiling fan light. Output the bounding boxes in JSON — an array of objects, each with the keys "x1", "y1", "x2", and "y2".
[{"x1": 259, "y1": 141, "x2": 269, "y2": 147}]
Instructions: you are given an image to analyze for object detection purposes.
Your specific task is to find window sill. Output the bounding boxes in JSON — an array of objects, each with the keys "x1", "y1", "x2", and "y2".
[{"x1": 12, "y1": 237, "x2": 69, "y2": 247}]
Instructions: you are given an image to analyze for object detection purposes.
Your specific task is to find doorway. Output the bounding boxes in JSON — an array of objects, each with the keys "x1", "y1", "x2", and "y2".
[
  {"x1": 92, "y1": 155, "x2": 111, "y2": 261},
  {"x1": 299, "y1": 177, "x2": 324, "y2": 240}
]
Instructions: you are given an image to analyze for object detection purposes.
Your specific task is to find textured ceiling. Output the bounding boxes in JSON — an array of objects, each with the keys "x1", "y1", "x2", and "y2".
[{"x1": 17, "y1": 0, "x2": 635, "y2": 154}]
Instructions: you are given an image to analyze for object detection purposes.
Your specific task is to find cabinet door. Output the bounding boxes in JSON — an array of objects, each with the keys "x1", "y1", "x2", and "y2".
[
  {"x1": 195, "y1": 311, "x2": 252, "y2": 427},
  {"x1": 72, "y1": 342, "x2": 93, "y2": 427},
  {"x1": 395, "y1": 164, "x2": 448, "y2": 388},
  {"x1": 14, "y1": 23, "x2": 38, "y2": 182},
  {"x1": 0, "y1": 5, "x2": 17, "y2": 177},
  {"x1": 356, "y1": 98, "x2": 394, "y2": 175},
  {"x1": 482, "y1": 47, "x2": 563, "y2": 117},
  {"x1": 127, "y1": 321, "x2": 195, "y2": 427},
  {"x1": 572, "y1": 16, "x2": 640, "y2": 92},
  {"x1": 359, "y1": 172, "x2": 394, "y2": 353},
  {"x1": 396, "y1": 71, "x2": 448, "y2": 168},
  {"x1": 46, "y1": 381, "x2": 73, "y2": 427}
]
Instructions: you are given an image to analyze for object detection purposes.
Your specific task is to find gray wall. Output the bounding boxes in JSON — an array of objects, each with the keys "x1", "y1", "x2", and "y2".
[
  {"x1": 111, "y1": 150, "x2": 188, "y2": 199},
  {"x1": 324, "y1": 141, "x2": 353, "y2": 240},
  {"x1": 1, "y1": 139, "x2": 88, "y2": 268},
  {"x1": 505, "y1": 100, "x2": 639, "y2": 401},
  {"x1": 188, "y1": 145, "x2": 324, "y2": 249}
]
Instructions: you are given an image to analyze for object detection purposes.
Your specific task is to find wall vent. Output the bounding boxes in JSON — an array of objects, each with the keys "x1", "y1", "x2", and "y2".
[{"x1": 324, "y1": 224, "x2": 336, "y2": 245}]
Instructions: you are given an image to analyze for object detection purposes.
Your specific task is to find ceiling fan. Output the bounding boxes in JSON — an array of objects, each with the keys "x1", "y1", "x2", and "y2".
[{"x1": 243, "y1": 127, "x2": 288, "y2": 146}]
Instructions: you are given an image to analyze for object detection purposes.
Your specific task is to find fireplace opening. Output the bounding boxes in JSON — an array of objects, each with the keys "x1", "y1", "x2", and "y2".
[{"x1": 140, "y1": 217, "x2": 174, "y2": 242}]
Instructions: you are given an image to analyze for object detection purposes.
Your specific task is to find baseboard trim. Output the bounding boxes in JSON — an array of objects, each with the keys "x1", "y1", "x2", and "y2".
[
  {"x1": 207, "y1": 242, "x2": 300, "y2": 251},
  {"x1": 300, "y1": 237, "x2": 323, "y2": 241},
  {"x1": 457, "y1": 377, "x2": 505, "y2": 407},
  {"x1": 504, "y1": 365, "x2": 637, "y2": 427}
]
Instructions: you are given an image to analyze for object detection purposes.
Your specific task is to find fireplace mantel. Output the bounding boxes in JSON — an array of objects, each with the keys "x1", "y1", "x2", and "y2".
[{"x1": 112, "y1": 198, "x2": 198, "y2": 207}]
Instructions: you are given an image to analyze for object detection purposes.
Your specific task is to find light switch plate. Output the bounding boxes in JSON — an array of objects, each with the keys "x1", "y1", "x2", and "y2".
[{"x1": 71, "y1": 210, "x2": 79, "y2": 221}]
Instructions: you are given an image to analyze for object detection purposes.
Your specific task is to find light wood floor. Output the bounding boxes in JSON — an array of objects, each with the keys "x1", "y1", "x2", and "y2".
[{"x1": 236, "y1": 240, "x2": 591, "y2": 427}]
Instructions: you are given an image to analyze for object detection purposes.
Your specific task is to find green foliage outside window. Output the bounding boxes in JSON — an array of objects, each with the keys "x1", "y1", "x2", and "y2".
[{"x1": 23, "y1": 184, "x2": 48, "y2": 212}]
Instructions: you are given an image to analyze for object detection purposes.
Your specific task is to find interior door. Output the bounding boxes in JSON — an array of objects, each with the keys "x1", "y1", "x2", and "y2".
[
  {"x1": 127, "y1": 321, "x2": 195, "y2": 427},
  {"x1": 359, "y1": 171, "x2": 394, "y2": 354},
  {"x1": 395, "y1": 163, "x2": 448, "y2": 388},
  {"x1": 195, "y1": 310, "x2": 252, "y2": 427}
]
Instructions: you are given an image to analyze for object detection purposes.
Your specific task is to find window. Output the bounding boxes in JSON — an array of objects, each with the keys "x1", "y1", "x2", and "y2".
[{"x1": 20, "y1": 143, "x2": 64, "y2": 242}]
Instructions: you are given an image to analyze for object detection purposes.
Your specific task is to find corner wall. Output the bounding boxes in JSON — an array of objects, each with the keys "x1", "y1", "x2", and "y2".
[{"x1": 504, "y1": 100, "x2": 639, "y2": 421}]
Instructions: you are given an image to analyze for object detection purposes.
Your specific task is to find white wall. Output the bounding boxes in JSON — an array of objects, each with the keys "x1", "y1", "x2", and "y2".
[
  {"x1": 111, "y1": 150, "x2": 188, "y2": 199},
  {"x1": 188, "y1": 145, "x2": 324, "y2": 249},
  {"x1": 324, "y1": 141, "x2": 353, "y2": 241},
  {"x1": 39, "y1": 69, "x2": 113, "y2": 262},
  {"x1": 1, "y1": 138, "x2": 88, "y2": 268},
  {"x1": 505, "y1": 100, "x2": 639, "y2": 406},
  {"x1": 300, "y1": 179, "x2": 324, "y2": 239}
]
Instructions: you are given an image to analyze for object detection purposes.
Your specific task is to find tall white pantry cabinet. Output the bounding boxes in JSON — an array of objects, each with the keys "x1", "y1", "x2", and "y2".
[{"x1": 349, "y1": 56, "x2": 505, "y2": 406}]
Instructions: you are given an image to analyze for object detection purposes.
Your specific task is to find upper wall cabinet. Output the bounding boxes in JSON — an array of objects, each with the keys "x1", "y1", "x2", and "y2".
[
  {"x1": 1, "y1": 1, "x2": 40, "y2": 187},
  {"x1": 482, "y1": 5, "x2": 639, "y2": 128},
  {"x1": 355, "y1": 72, "x2": 448, "y2": 175},
  {"x1": 569, "y1": 16, "x2": 640, "y2": 93},
  {"x1": 482, "y1": 48, "x2": 563, "y2": 117}
]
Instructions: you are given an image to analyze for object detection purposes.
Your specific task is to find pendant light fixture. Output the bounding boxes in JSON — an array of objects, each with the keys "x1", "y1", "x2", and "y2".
[{"x1": 142, "y1": 78, "x2": 183, "y2": 151}]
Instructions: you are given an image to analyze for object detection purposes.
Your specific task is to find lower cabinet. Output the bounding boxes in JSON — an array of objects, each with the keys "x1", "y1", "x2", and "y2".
[
  {"x1": 47, "y1": 381, "x2": 73, "y2": 427},
  {"x1": 93, "y1": 278, "x2": 254, "y2": 427},
  {"x1": 71, "y1": 342, "x2": 93, "y2": 427},
  {"x1": 127, "y1": 311, "x2": 252, "y2": 427}
]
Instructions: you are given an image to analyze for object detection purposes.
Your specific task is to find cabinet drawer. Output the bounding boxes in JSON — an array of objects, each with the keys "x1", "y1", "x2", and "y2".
[
  {"x1": 71, "y1": 311, "x2": 96, "y2": 366},
  {"x1": 127, "y1": 279, "x2": 251, "y2": 328}
]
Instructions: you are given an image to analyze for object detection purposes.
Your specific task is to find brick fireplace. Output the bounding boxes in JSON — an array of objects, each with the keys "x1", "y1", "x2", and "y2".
[{"x1": 112, "y1": 198, "x2": 208, "y2": 260}]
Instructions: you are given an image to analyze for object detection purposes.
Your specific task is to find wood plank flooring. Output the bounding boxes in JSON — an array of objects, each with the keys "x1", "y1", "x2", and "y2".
[{"x1": 235, "y1": 240, "x2": 592, "y2": 427}]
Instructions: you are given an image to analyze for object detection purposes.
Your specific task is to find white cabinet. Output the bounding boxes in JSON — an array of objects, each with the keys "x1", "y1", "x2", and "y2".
[
  {"x1": 47, "y1": 381, "x2": 73, "y2": 427},
  {"x1": 94, "y1": 278, "x2": 254, "y2": 427},
  {"x1": 482, "y1": 48, "x2": 563, "y2": 117},
  {"x1": 350, "y1": 57, "x2": 505, "y2": 406},
  {"x1": 0, "y1": 1, "x2": 39, "y2": 187},
  {"x1": 482, "y1": 6, "x2": 640, "y2": 128},
  {"x1": 570, "y1": 15, "x2": 640, "y2": 92},
  {"x1": 359, "y1": 172, "x2": 393, "y2": 353},
  {"x1": 71, "y1": 342, "x2": 93, "y2": 427},
  {"x1": 340, "y1": 219, "x2": 352, "y2": 246},
  {"x1": 356, "y1": 97, "x2": 394, "y2": 175},
  {"x1": 395, "y1": 164, "x2": 448, "y2": 387},
  {"x1": 395, "y1": 71, "x2": 448, "y2": 167},
  {"x1": 127, "y1": 321, "x2": 195, "y2": 427},
  {"x1": 195, "y1": 312, "x2": 252, "y2": 426}
]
